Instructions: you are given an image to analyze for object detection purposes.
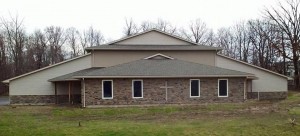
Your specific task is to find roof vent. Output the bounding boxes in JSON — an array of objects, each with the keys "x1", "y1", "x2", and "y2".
[{"x1": 144, "y1": 53, "x2": 174, "y2": 60}]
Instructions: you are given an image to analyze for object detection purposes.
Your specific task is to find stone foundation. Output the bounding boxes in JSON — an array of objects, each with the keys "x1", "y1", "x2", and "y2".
[
  {"x1": 247, "y1": 92, "x2": 287, "y2": 100},
  {"x1": 83, "y1": 78, "x2": 246, "y2": 106},
  {"x1": 10, "y1": 94, "x2": 81, "y2": 105},
  {"x1": 10, "y1": 95, "x2": 56, "y2": 104}
]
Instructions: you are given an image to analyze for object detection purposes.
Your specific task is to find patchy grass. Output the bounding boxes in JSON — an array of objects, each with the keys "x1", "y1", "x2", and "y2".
[{"x1": 1, "y1": 92, "x2": 300, "y2": 136}]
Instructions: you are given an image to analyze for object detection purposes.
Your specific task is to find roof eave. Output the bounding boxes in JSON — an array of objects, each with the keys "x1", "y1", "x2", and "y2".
[
  {"x1": 48, "y1": 79, "x2": 80, "y2": 82},
  {"x1": 2, "y1": 80, "x2": 9, "y2": 84},
  {"x1": 85, "y1": 48, "x2": 223, "y2": 51},
  {"x1": 72, "y1": 75, "x2": 254, "y2": 79}
]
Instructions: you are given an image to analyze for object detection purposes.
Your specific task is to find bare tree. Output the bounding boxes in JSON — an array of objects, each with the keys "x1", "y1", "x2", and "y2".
[
  {"x1": 86, "y1": 26, "x2": 104, "y2": 47},
  {"x1": 0, "y1": 31, "x2": 9, "y2": 94},
  {"x1": 28, "y1": 30, "x2": 49, "y2": 69},
  {"x1": 1, "y1": 16, "x2": 26, "y2": 76},
  {"x1": 155, "y1": 19, "x2": 177, "y2": 34},
  {"x1": 216, "y1": 27, "x2": 237, "y2": 58},
  {"x1": 79, "y1": 30, "x2": 88, "y2": 54},
  {"x1": 248, "y1": 20, "x2": 282, "y2": 70},
  {"x1": 66, "y1": 27, "x2": 81, "y2": 58},
  {"x1": 0, "y1": 32, "x2": 6, "y2": 70},
  {"x1": 44, "y1": 26, "x2": 66, "y2": 64},
  {"x1": 265, "y1": 0, "x2": 300, "y2": 88},
  {"x1": 140, "y1": 21, "x2": 154, "y2": 31},
  {"x1": 123, "y1": 18, "x2": 139, "y2": 36},
  {"x1": 181, "y1": 19, "x2": 208, "y2": 44},
  {"x1": 79, "y1": 26, "x2": 104, "y2": 54},
  {"x1": 232, "y1": 22, "x2": 251, "y2": 62},
  {"x1": 203, "y1": 29, "x2": 216, "y2": 46}
]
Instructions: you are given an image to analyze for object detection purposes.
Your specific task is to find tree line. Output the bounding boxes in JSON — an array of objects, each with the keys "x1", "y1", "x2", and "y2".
[
  {"x1": 0, "y1": 0, "x2": 300, "y2": 94},
  {"x1": 0, "y1": 17, "x2": 105, "y2": 94}
]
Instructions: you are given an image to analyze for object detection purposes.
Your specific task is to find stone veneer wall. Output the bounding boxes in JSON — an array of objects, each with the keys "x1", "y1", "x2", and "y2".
[
  {"x1": 247, "y1": 92, "x2": 287, "y2": 100},
  {"x1": 10, "y1": 95, "x2": 56, "y2": 104},
  {"x1": 10, "y1": 95, "x2": 81, "y2": 104},
  {"x1": 83, "y1": 78, "x2": 246, "y2": 106}
]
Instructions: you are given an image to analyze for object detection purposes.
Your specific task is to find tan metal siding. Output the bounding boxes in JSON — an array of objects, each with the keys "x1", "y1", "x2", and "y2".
[
  {"x1": 117, "y1": 31, "x2": 192, "y2": 45},
  {"x1": 10, "y1": 55, "x2": 91, "y2": 95},
  {"x1": 216, "y1": 56, "x2": 287, "y2": 92},
  {"x1": 92, "y1": 50, "x2": 216, "y2": 67}
]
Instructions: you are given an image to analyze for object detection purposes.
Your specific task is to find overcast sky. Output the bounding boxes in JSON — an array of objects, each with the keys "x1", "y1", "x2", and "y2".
[{"x1": 0, "y1": 0, "x2": 279, "y2": 40}]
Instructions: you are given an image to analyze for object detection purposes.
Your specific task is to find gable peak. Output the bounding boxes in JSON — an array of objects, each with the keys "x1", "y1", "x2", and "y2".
[
  {"x1": 107, "y1": 29, "x2": 197, "y2": 46},
  {"x1": 144, "y1": 53, "x2": 174, "y2": 60}
]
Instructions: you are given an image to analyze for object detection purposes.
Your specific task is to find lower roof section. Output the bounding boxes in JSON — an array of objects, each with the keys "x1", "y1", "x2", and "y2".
[
  {"x1": 50, "y1": 58, "x2": 256, "y2": 82},
  {"x1": 48, "y1": 68, "x2": 102, "y2": 82}
]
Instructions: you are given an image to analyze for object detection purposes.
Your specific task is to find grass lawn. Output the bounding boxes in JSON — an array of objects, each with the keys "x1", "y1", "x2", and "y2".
[{"x1": 1, "y1": 93, "x2": 300, "y2": 136}]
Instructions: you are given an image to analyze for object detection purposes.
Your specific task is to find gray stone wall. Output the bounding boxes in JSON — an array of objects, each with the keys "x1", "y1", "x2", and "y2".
[
  {"x1": 83, "y1": 78, "x2": 246, "y2": 106},
  {"x1": 10, "y1": 95, "x2": 56, "y2": 104},
  {"x1": 247, "y1": 92, "x2": 287, "y2": 100},
  {"x1": 10, "y1": 95, "x2": 81, "y2": 104}
]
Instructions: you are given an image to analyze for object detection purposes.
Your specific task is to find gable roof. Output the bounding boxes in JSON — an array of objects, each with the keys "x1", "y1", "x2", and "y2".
[
  {"x1": 2, "y1": 54, "x2": 91, "y2": 83},
  {"x1": 107, "y1": 29, "x2": 197, "y2": 45},
  {"x1": 217, "y1": 54, "x2": 291, "y2": 79},
  {"x1": 85, "y1": 29, "x2": 222, "y2": 51},
  {"x1": 71, "y1": 59, "x2": 255, "y2": 78}
]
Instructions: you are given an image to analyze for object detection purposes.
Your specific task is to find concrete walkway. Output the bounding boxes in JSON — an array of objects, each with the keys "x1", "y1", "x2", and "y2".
[{"x1": 0, "y1": 96, "x2": 9, "y2": 105}]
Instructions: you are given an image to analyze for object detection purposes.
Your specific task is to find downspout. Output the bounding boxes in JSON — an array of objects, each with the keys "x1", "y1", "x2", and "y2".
[
  {"x1": 92, "y1": 49, "x2": 95, "y2": 67},
  {"x1": 258, "y1": 89, "x2": 260, "y2": 101},
  {"x1": 83, "y1": 78, "x2": 86, "y2": 108},
  {"x1": 68, "y1": 81, "x2": 71, "y2": 104},
  {"x1": 244, "y1": 78, "x2": 246, "y2": 100},
  {"x1": 214, "y1": 49, "x2": 217, "y2": 66},
  {"x1": 5, "y1": 83, "x2": 10, "y2": 104},
  {"x1": 55, "y1": 82, "x2": 57, "y2": 104}
]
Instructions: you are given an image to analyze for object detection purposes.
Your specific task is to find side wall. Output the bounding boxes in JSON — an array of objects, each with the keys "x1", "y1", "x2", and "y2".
[
  {"x1": 83, "y1": 78, "x2": 245, "y2": 106},
  {"x1": 92, "y1": 50, "x2": 216, "y2": 67},
  {"x1": 9, "y1": 55, "x2": 91, "y2": 97},
  {"x1": 216, "y1": 55, "x2": 287, "y2": 93}
]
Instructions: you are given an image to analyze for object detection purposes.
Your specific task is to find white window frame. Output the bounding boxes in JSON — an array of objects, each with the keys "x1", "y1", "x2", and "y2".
[
  {"x1": 132, "y1": 80, "x2": 143, "y2": 98},
  {"x1": 102, "y1": 80, "x2": 113, "y2": 99},
  {"x1": 190, "y1": 79, "x2": 200, "y2": 98},
  {"x1": 218, "y1": 79, "x2": 228, "y2": 97}
]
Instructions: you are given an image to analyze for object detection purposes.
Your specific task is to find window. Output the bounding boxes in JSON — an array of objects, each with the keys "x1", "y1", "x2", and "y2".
[
  {"x1": 190, "y1": 79, "x2": 200, "y2": 97},
  {"x1": 218, "y1": 79, "x2": 228, "y2": 97},
  {"x1": 132, "y1": 80, "x2": 143, "y2": 98},
  {"x1": 102, "y1": 80, "x2": 113, "y2": 99}
]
